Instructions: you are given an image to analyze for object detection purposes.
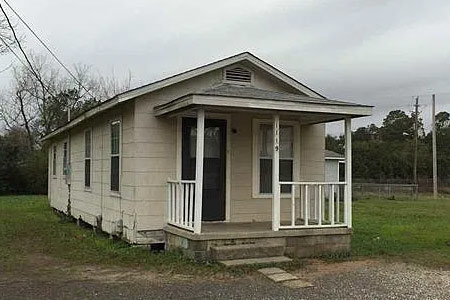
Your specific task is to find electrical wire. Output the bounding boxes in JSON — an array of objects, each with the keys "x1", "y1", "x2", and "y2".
[
  {"x1": 0, "y1": 34, "x2": 35, "y2": 75},
  {"x1": 1, "y1": 0, "x2": 95, "y2": 99},
  {"x1": 0, "y1": 2, "x2": 47, "y2": 90}
]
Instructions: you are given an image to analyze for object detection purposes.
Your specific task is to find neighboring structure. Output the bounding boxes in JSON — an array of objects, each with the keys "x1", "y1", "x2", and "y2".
[
  {"x1": 43, "y1": 52, "x2": 372, "y2": 262},
  {"x1": 325, "y1": 150, "x2": 345, "y2": 183}
]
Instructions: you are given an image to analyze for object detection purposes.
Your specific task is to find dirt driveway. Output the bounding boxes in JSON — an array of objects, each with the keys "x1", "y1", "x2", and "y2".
[{"x1": 1, "y1": 258, "x2": 450, "y2": 300}]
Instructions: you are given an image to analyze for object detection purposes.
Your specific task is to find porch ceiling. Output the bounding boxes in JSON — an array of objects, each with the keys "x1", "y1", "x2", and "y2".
[{"x1": 154, "y1": 84, "x2": 372, "y2": 123}]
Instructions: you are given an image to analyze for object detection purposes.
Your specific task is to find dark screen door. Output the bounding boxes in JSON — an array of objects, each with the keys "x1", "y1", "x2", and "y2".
[{"x1": 182, "y1": 118, "x2": 226, "y2": 221}]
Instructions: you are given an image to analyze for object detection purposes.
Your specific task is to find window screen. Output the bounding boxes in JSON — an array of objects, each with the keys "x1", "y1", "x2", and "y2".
[
  {"x1": 259, "y1": 124, "x2": 293, "y2": 194},
  {"x1": 85, "y1": 130, "x2": 91, "y2": 188},
  {"x1": 110, "y1": 121, "x2": 120, "y2": 191},
  {"x1": 52, "y1": 145, "x2": 57, "y2": 176},
  {"x1": 62, "y1": 142, "x2": 68, "y2": 175}
]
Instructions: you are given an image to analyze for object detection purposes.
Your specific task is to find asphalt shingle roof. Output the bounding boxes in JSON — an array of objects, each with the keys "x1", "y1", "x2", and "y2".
[{"x1": 195, "y1": 84, "x2": 369, "y2": 107}]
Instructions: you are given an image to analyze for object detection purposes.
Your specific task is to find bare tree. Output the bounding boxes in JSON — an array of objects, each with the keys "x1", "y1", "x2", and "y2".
[
  {"x1": 0, "y1": 17, "x2": 17, "y2": 54},
  {"x1": 0, "y1": 53, "x2": 133, "y2": 147},
  {"x1": 93, "y1": 69, "x2": 132, "y2": 100},
  {"x1": 0, "y1": 63, "x2": 40, "y2": 148}
]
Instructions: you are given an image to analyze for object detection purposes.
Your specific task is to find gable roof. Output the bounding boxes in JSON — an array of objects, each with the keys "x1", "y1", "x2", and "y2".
[
  {"x1": 42, "y1": 52, "x2": 366, "y2": 141},
  {"x1": 116, "y1": 52, "x2": 325, "y2": 103}
]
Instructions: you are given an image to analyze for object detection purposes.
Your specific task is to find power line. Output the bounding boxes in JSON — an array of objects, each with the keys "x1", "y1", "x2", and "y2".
[
  {"x1": 0, "y1": 2, "x2": 47, "y2": 91},
  {"x1": 0, "y1": 34, "x2": 36, "y2": 76},
  {"x1": 1, "y1": 0, "x2": 95, "y2": 99},
  {"x1": 0, "y1": 62, "x2": 12, "y2": 73}
]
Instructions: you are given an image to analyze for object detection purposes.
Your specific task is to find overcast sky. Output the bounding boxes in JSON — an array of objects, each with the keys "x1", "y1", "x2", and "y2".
[{"x1": 1, "y1": 0, "x2": 450, "y2": 134}]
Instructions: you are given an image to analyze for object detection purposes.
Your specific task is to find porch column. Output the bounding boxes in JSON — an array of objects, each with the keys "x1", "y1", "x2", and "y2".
[
  {"x1": 194, "y1": 109, "x2": 205, "y2": 234},
  {"x1": 345, "y1": 117, "x2": 352, "y2": 228},
  {"x1": 272, "y1": 114, "x2": 280, "y2": 231}
]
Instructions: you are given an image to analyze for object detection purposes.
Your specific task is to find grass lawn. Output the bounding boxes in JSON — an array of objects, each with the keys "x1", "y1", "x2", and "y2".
[
  {"x1": 1, "y1": 195, "x2": 449, "y2": 274},
  {"x1": 0, "y1": 195, "x2": 303, "y2": 276},
  {"x1": 352, "y1": 195, "x2": 450, "y2": 267},
  {"x1": 0, "y1": 195, "x2": 231, "y2": 275}
]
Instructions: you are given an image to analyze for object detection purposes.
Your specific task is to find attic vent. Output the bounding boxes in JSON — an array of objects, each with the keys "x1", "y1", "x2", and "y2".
[{"x1": 224, "y1": 67, "x2": 252, "y2": 83}]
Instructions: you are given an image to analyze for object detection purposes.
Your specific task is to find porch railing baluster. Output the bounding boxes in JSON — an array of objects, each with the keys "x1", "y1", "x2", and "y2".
[
  {"x1": 278, "y1": 181, "x2": 348, "y2": 230},
  {"x1": 167, "y1": 179, "x2": 196, "y2": 232}
]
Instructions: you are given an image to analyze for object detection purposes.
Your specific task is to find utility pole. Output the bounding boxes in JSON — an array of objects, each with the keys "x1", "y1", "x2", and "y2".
[
  {"x1": 413, "y1": 97, "x2": 419, "y2": 185},
  {"x1": 432, "y1": 94, "x2": 438, "y2": 198}
]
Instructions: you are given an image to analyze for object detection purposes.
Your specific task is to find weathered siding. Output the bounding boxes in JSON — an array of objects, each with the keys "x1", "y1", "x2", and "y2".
[
  {"x1": 48, "y1": 102, "x2": 137, "y2": 241},
  {"x1": 131, "y1": 69, "x2": 223, "y2": 231},
  {"x1": 129, "y1": 66, "x2": 310, "y2": 231},
  {"x1": 48, "y1": 64, "x2": 326, "y2": 239},
  {"x1": 48, "y1": 139, "x2": 69, "y2": 213}
]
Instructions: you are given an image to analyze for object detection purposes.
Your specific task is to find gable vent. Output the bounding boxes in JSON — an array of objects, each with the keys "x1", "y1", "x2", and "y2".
[{"x1": 224, "y1": 67, "x2": 252, "y2": 83}]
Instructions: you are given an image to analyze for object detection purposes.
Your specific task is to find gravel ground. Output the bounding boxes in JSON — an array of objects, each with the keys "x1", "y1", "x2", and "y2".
[{"x1": 1, "y1": 260, "x2": 450, "y2": 299}]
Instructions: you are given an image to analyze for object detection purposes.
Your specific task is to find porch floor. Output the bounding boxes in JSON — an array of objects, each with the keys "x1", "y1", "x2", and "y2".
[{"x1": 164, "y1": 221, "x2": 350, "y2": 241}]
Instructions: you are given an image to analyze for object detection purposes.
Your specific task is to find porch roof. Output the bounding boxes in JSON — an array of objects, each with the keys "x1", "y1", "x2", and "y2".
[{"x1": 154, "y1": 84, "x2": 373, "y2": 121}]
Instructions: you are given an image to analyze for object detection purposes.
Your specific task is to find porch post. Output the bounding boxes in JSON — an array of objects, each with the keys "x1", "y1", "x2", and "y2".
[
  {"x1": 345, "y1": 117, "x2": 352, "y2": 228},
  {"x1": 194, "y1": 109, "x2": 205, "y2": 234},
  {"x1": 272, "y1": 114, "x2": 280, "y2": 231}
]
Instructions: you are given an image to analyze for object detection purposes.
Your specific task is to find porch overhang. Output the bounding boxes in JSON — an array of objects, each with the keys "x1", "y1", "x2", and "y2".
[{"x1": 154, "y1": 93, "x2": 373, "y2": 123}]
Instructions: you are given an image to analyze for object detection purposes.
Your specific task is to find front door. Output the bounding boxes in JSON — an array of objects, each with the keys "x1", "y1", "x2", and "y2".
[{"x1": 182, "y1": 118, "x2": 226, "y2": 221}]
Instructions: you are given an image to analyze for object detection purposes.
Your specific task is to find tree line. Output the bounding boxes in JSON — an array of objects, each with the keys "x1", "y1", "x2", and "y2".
[{"x1": 327, "y1": 110, "x2": 450, "y2": 186}]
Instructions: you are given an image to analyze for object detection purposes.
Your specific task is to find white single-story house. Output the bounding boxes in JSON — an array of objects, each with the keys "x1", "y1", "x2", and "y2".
[
  {"x1": 43, "y1": 52, "x2": 372, "y2": 262},
  {"x1": 325, "y1": 150, "x2": 345, "y2": 183}
]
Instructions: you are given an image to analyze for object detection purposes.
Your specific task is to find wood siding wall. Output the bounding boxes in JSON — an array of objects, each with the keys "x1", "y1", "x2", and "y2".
[
  {"x1": 48, "y1": 66, "x2": 325, "y2": 240},
  {"x1": 48, "y1": 103, "x2": 137, "y2": 241}
]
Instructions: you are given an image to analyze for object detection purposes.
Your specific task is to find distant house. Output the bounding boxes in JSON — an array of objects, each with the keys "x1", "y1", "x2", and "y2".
[
  {"x1": 325, "y1": 150, "x2": 345, "y2": 182},
  {"x1": 43, "y1": 52, "x2": 372, "y2": 262}
]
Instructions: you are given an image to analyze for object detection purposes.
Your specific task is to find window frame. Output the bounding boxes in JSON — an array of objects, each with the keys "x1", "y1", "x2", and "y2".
[
  {"x1": 62, "y1": 141, "x2": 68, "y2": 176},
  {"x1": 110, "y1": 120, "x2": 121, "y2": 193},
  {"x1": 52, "y1": 145, "x2": 57, "y2": 178},
  {"x1": 84, "y1": 129, "x2": 92, "y2": 190},
  {"x1": 252, "y1": 119, "x2": 300, "y2": 199}
]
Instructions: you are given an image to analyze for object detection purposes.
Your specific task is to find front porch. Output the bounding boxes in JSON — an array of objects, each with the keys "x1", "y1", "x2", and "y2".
[
  {"x1": 163, "y1": 109, "x2": 353, "y2": 234},
  {"x1": 166, "y1": 179, "x2": 350, "y2": 233},
  {"x1": 154, "y1": 84, "x2": 371, "y2": 260}
]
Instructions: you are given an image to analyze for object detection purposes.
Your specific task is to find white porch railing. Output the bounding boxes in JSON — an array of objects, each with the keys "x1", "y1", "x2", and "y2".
[
  {"x1": 278, "y1": 181, "x2": 348, "y2": 229},
  {"x1": 167, "y1": 179, "x2": 196, "y2": 231}
]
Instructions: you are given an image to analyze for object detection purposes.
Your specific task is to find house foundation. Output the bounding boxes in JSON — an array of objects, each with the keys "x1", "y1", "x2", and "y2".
[{"x1": 164, "y1": 223, "x2": 351, "y2": 261}]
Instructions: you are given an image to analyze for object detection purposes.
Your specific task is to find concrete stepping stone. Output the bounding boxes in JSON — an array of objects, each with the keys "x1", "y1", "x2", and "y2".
[
  {"x1": 283, "y1": 279, "x2": 314, "y2": 288},
  {"x1": 267, "y1": 272, "x2": 298, "y2": 282},
  {"x1": 258, "y1": 267, "x2": 285, "y2": 276},
  {"x1": 258, "y1": 267, "x2": 298, "y2": 282}
]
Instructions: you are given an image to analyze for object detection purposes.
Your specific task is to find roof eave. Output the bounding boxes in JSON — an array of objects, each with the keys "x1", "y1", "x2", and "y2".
[{"x1": 154, "y1": 94, "x2": 373, "y2": 117}]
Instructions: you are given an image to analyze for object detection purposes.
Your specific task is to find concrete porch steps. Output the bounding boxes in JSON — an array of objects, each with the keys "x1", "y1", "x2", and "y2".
[
  {"x1": 210, "y1": 243, "x2": 285, "y2": 261},
  {"x1": 219, "y1": 256, "x2": 293, "y2": 266}
]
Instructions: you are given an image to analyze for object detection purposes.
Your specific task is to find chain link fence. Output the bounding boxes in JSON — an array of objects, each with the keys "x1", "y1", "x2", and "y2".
[{"x1": 353, "y1": 183, "x2": 419, "y2": 199}]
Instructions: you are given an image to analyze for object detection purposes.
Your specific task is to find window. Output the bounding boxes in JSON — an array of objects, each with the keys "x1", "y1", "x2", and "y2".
[
  {"x1": 84, "y1": 130, "x2": 92, "y2": 188},
  {"x1": 110, "y1": 121, "x2": 120, "y2": 192},
  {"x1": 62, "y1": 142, "x2": 68, "y2": 175},
  {"x1": 253, "y1": 120, "x2": 297, "y2": 197},
  {"x1": 52, "y1": 145, "x2": 57, "y2": 176}
]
